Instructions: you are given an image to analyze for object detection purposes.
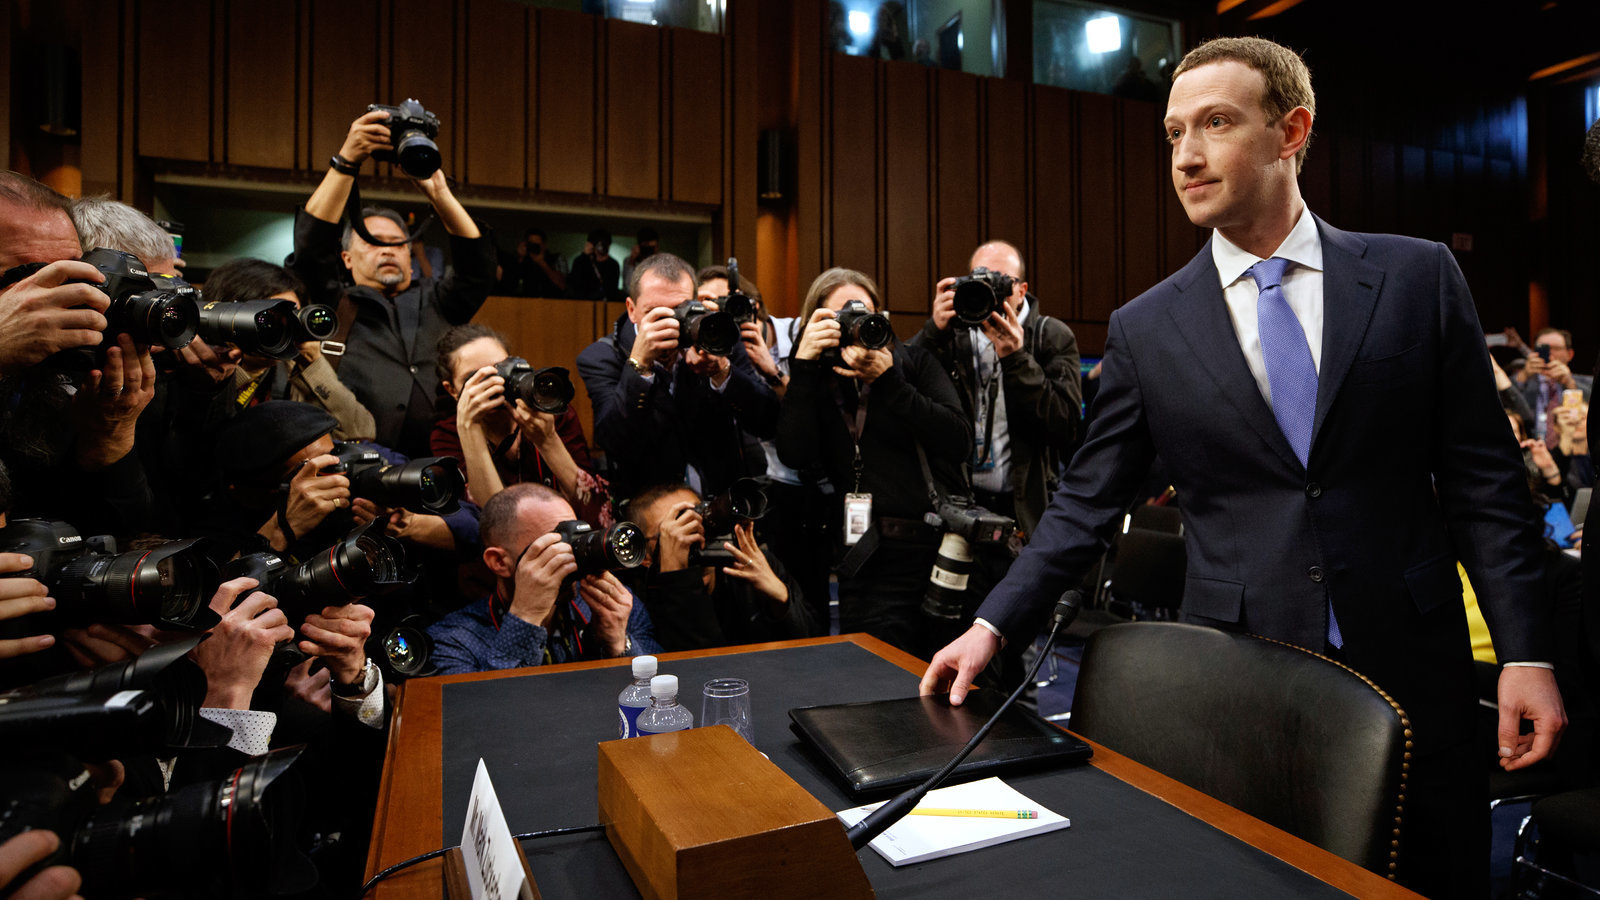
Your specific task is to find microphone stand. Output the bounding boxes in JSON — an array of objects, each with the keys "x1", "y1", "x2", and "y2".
[{"x1": 846, "y1": 591, "x2": 1083, "y2": 850}]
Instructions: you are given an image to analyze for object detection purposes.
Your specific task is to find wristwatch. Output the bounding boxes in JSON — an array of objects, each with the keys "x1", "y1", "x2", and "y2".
[
  {"x1": 626, "y1": 356, "x2": 651, "y2": 377},
  {"x1": 332, "y1": 658, "x2": 379, "y2": 697}
]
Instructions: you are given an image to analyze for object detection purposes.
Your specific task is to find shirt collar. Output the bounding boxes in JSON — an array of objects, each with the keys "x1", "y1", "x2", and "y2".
[{"x1": 1211, "y1": 205, "x2": 1324, "y2": 289}]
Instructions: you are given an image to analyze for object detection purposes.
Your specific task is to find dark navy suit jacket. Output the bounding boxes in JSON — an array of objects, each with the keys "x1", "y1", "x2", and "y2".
[{"x1": 977, "y1": 217, "x2": 1551, "y2": 752}]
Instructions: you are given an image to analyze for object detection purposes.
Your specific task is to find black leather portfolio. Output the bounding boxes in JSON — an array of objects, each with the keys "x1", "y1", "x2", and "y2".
[{"x1": 788, "y1": 690, "x2": 1093, "y2": 797}]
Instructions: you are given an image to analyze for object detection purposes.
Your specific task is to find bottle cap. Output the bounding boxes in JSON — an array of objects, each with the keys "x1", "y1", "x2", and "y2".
[
  {"x1": 650, "y1": 674, "x2": 678, "y2": 699},
  {"x1": 632, "y1": 655, "x2": 658, "y2": 678}
]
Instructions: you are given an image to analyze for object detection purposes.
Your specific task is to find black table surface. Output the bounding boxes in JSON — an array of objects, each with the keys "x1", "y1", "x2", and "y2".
[{"x1": 439, "y1": 641, "x2": 1351, "y2": 898}]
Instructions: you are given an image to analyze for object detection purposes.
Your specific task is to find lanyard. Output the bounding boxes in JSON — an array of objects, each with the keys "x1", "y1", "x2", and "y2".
[
  {"x1": 970, "y1": 337, "x2": 1001, "y2": 467},
  {"x1": 831, "y1": 381, "x2": 871, "y2": 492}
]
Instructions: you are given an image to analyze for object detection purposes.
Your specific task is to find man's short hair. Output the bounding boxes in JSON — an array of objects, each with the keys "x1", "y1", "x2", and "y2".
[
  {"x1": 203, "y1": 257, "x2": 305, "y2": 305},
  {"x1": 971, "y1": 240, "x2": 1026, "y2": 279},
  {"x1": 339, "y1": 206, "x2": 410, "y2": 251},
  {"x1": 694, "y1": 264, "x2": 764, "y2": 302},
  {"x1": 626, "y1": 481, "x2": 697, "y2": 523},
  {"x1": 626, "y1": 251, "x2": 696, "y2": 302},
  {"x1": 525, "y1": 227, "x2": 546, "y2": 241},
  {"x1": 1172, "y1": 37, "x2": 1315, "y2": 172},
  {"x1": 436, "y1": 322, "x2": 509, "y2": 383},
  {"x1": 0, "y1": 171, "x2": 74, "y2": 219},
  {"x1": 70, "y1": 196, "x2": 174, "y2": 268},
  {"x1": 1535, "y1": 328, "x2": 1575, "y2": 351},
  {"x1": 481, "y1": 482, "x2": 563, "y2": 550}
]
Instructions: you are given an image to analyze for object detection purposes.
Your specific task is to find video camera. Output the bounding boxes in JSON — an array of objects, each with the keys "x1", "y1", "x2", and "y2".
[
  {"x1": 367, "y1": 98, "x2": 442, "y2": 179},
  {"x1": 551, "y1": 520, "x2": 647, "y2": 576},
  {"x1": 921, "y1": 496, "x2": 1016, "y2": 622},
  {"x1": 688, "y1": 479, "x2": 769, "y2": 566},
  {"x1": 674, "y1": 299, "x2": 738, "y2": 357},
  {"x1": 322, "y1": 442, "x2": 465, "y2": 516},
  {"x1": 0, "y1": 518, "x2": 221, "y2": 631},
  {"x1": 949, "y1": 267, "x2": 1017, "y2": 327},
  {"x1": 492, "y1": 357, "x2": 575, "y2": 415}
]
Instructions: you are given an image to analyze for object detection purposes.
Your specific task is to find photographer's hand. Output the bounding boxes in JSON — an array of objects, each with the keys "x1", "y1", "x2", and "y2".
[
  {"x1": 577, "y1": 573, "x2": 634, "y2": 658},
  {"x1": 0, "y1": 554, "x2": 56, "y2": 659},
  {"x1": 73, "y1": 335, "x2": 156, "y2": 471},
  {"x1": 299, "y1": 602, "x2": 375, "y2": 687},
  {"x1": 0, "y1": 831, "x2": 81, "y2": 900},
  {"x1": 740, "y1": 321, "x2": 781, "y2": 378},
  {"x1": 386, "y1": 509, "x2": 454, "y2": 550},
  {"x1": 1546, "y1": 360, "x2": 1578, "y2": 390},
  {"x1": 0, "y1": 260, "x2": 107, "y2": 376},
  {"x1": 174, "y1": 339, "x2": 241, "y2": 389},
  {"x1": 284, "y1": 658, "x2": 333, "y2": 714},
  {"x1": 719, "y1": 522, "x2": 787, "y2": 606},
  {"x1": 834, "y1": 345, "x2": 893, "y2": 384},
  {"x1": 794, "y1": 308, "x2": 841, "y2": 361},
  {"x1": 194, "y1": 578, "x2": 294, "y2": 710},
  {"x1": 261, "y1": 454, "x2": 350, "y2": 551},
  {"x1": 508, "y1": 532, "x2": 576, "y2": 629},
  {"x1": 628, "y1": 305, "x2": 681, "y2": 370},
  {"x1": 932, "y1": 277, "x2": 959, "y2": 331},
  {"x1": 983, "y1": 301, "x2": 1025, "y2": 357},
  {"x1": 412, "y1": 170, "x2": 481, "y2": 240},
  {"x1": 656, "y1": 502, "x2": 703, "y2": 573},
  {"x1": 338, "y1": 109, "x2": 393, "y2": 166},
  {"x1": 60, "y1": 623, "x2": 156, "y2": 669}
]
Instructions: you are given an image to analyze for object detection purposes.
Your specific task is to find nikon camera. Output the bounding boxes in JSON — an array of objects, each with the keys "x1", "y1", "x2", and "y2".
[
  {"x1": 367, "y1": 98, "x2": 442, "y2": 178},
  {"x1": 949, "y1": 267, "x2": 1017, "y2": 327},
  {"x1": 921, "y1": 497, "x2": 1016, "y2": 622},
  {"x1": 322, "y1": 442, "x2": 465, "y2": 516},
  {"x1": 492, "y1": 357, "x2": 575, "y2": 415}
]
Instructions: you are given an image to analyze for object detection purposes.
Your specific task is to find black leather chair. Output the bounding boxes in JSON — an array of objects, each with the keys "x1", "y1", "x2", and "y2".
[{"x1": 1072, "y1": 622, "x2": 1411, "y2": 880}]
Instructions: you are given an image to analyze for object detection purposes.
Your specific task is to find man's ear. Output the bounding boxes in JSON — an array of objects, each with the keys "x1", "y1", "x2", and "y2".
[
  {"x1": 483, "y1": 546, "x2": 514, "y2": 579},
  {"x1": 442, "y1": 378, "x2": 460, "y2": 400},
  {"x1": 625, "y1": 297, "x2": 639, "y2": 323},
  {"x1": 339, "y1": 249, "x2": 355, "y2": 271},
  {"x1": 1280, "y1": 106, "x2": 1313, "y2": 162}
]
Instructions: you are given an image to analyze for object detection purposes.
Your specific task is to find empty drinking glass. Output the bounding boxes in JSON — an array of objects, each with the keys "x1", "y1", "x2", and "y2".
[{"x1": 701, "y1": 677, "x2": 754, "y2": 744}]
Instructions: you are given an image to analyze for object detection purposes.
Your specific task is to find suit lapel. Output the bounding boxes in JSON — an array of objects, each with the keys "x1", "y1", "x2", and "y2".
[
  {"x1": 1310, "y1": 217, "x2": 1384, "y2": 447},
  {"x1": 1165, "y1": 242, "x2": 1303, "y2": 472}
]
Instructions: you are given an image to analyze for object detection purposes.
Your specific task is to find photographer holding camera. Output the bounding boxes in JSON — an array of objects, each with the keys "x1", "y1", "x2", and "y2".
[
  {"x1": 567, "y1": 228, "x2": 621, "y2": 301},
  {"x1": 576, "y1": 253, "x2": 780, "y2": 501},
  {"x1": 433, "y1": 323, "x2": 607, "y2": 520},
  {"x1": 626, "y1": 482, "x2": 813, "y2": 651},
  {"x1": 428, "y1": 483, "x2": 660, "y2": 674},
  {"x1": 777, "y1": 268, "x2": 971, "y2": 655},
  {"x1": 291, "y1": 106, "x2": 496, "y2": 459}
]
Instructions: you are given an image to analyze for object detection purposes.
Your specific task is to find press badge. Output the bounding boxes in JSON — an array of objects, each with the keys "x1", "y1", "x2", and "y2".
[{"x1": 844, "y1": 493, "x2": 873, "y2": 545}]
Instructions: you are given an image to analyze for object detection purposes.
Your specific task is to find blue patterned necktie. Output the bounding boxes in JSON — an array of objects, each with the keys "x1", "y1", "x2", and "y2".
[{"x1": 1249, "y1": 256, "x2": 1341, "y2": 648}]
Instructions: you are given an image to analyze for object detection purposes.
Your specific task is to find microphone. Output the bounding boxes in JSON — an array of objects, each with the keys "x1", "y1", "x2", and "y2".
[{"x1": 845, "y1": 590, "x2": 1084, "y2": 850}]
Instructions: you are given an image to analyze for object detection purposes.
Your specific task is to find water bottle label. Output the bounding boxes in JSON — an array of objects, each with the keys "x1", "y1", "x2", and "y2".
[{"x1": 619, "y1": 704, "x2": 644, "y2": 739}]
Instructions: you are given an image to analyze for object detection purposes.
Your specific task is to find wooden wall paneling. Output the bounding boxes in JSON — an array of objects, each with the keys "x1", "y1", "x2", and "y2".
[
  {"x1": 387, "y1": 0, "x2": 457, "y2": 166},
  {"x1": 535, "y1": 9, "x2": 596, "y2": 193},
  {"x1": 1398, "y1": 144, "x2": 1427, "y2": 238},
  {"x1": 795, "y1": 0, "x2": 826, "y2": 290},
  {"x1": 0, "y1": 5, "x2": 8, "y2": 171},
  {"x1": 81, "y1": 2, "x2": 125, "y2": 196},
  {"x1": 464, "y1": 0, "x2": 527, "y2": 188},
  {"x1": 934, "y1": 70, "x2": 981, "y2": 283},
  {"x1": 1368, "y1": 141, "x2": 1398, "y2": 235},
  {"x1": 669, "y1": 28, "x2": 724, "y2": 205},
  {"x1": 723, "y1": 1, "x2": 759, "y2": 277},
  {"x1": 883, "y1": 64, "x2": 932, "y2": 315},
  {"x1": 137, "y1": 0, "x2": 214, "y2": 161},
  {"x1": 1030, "y1": 85, "x2": 1074, "y2": 322},
  {"x1": 1118, "y1": 98, "x2": 1163, "y2": 301},
  {"x1": 308, "y1": 0, "x2": 380, "y2": 175},
  {"x1": 1076, "y1": 91, "x2": 1118, "y2": 323},
  {"x1": 983, "y1": 78, "x2": 1029, "y2": 251},
  {"x1": 605, "y1": 20, "x2": 662, "y2": 200},
  {"x1": 1333, "y1": 133, "x2": 1368, "y2": 231},
  {"x1": 828, "y1": 53, "x2": 878, "y2": 276},
  {"x1": 225, "y1": 0, "x2": 298, "y2": 169},
  {"x1": 210, "y1": 1, "x2": 227, "y2": 165}
]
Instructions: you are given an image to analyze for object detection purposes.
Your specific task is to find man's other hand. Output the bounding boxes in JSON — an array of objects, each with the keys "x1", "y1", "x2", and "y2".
[
  {"x1": 338, "y1": 110, "x2": 393, "y2": 166},
  {"x1": 73, "y1": 335, "x2": 156, "y2": 470},
  {"x1": 1497, "y1": 665, "x2": 1567, "y2": 771},
  {"x1": 656, "y1": 501, "x2": 703, "y2": 573},
  {"x1": 508, "y1": 532, "x2": 576, "y2": 629},
  {"x1": 920, "y1": 623, "x2": 1002, "y2": 705},
  {"x1": 0, "y1": 831, "x2": 81, "y2": 900},
  {"x1": 628, "y1": 305, "x2": 681, "y2": 369},
  {"x1": 298, "y1": 602, "x2": 375, "y2": 687},
  {"x1": 932, "y1": 277, "x2": 959, "y2": 331},
  {"x1": 0, "y1": 554, "x2": 57, "y2": 659},
  {"x1": 578, "y1": 572, "x2": 633, "y2": 657},
  {"x1": 194, "y1": 578, "x2": 294, "y2": 710},
  {"x1": 0, "y1": 260, "x2": 108, "y2": 376}
]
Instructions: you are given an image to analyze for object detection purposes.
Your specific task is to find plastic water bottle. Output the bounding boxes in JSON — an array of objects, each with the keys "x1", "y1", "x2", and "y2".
[
  {"x1": 635, "y1": 674, "x2": 694, "y2": 736},
  {"x1": 617, "y1": 655, "x2": 658, "y2": 738}
]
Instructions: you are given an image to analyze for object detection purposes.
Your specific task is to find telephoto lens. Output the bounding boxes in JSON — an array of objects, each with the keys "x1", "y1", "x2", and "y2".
[
  {"x1": 492, "y1": 357, "x2": 576, "y2": 415},
  {"x1": 329, "y1": 442, "x2": 466, "y2": 515},
  {"x1": 295, "y1": 303, "x2": 339, "y2": 343},
  {"x1": 922, "y1": 532, "x2": 974, "y2": 621},
  {"x1": 674, "y1": 300, "x2": 738, "y2": 356},
  {"x1": 196, "y1": 298, "x2": 299, "y2": 360},
  {"x1": 835, "y1": 300, "x2": 893, "y2": 350},
  {"x1": 950, "y1": 267, "x2": 1017, "y2": 327},
  {"x1": 222, "y1": 520, "x2": 410, "y2": 623},
  {"x1": 552, "y1": 520, "x2": 648, "y2": 576},
  {"x1": 380, "y1": 615, "x2": 435, "y2": 679},
  {"x1": 697, "y1": 478, "x2": 770, "y2": 537}
]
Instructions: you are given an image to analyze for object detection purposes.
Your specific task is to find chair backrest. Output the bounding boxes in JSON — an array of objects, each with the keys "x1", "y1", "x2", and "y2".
[
  {"x1": 1107, "y1": 528, "x2": 1186, "y2": 611},
  {"x1": 1128, "y1": 504, "x2": 1183, "y2": 535},
  {"x1": 1072, "y1": 622, "x2": 1410, "y2": 879}
]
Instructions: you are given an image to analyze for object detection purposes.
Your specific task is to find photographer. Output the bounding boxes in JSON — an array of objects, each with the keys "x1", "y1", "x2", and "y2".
[
  {"x1": 776, "y1": 268, "x2": 971, "y2": 655},
  {"x1": 206, "y1": 257, "x2": 377, "y2": 440},
  {"x1": 428, "y1": 483, "x2": 660, "y2": 674},
  {"x1": 512, "y1": 227, "x2": 566, "y2": 297},
  {"x1": 567, "y1": 228, "x2": 621, "y2": 301},
  {"x1": 911, "y1": 240, "x2": 1082, "y2": 538},
  {"x1": 291, "y1": 108, "x2": 497, "y2": 459},
  {"x1": 433, "y1": 323, "x2": 607, "y2": 519},
  {"x1": 576, "y1": 253, "x2": 780, "y2": 501},
  {"x1": 627, "y1": 482, "x2": 813, "y2": 651}
]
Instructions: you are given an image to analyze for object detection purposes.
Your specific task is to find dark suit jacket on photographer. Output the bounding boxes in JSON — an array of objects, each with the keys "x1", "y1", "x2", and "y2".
[
  {"x1": 910, "y1": 293, "x2": 1083, "y2": 536},
  {"x1": 640, "y1": 554, "x2": 814, "y2": 652},
  {"x1": 576, "y1": 314, "x2": 780, "y2": 501},
  {"x1": 287, "y1": 209, "x2": 497, "y2": 459}
]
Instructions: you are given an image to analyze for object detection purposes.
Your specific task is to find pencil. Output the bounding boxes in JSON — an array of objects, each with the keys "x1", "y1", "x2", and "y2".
[{"x1": 908, "y1": 807, "x2": 1039, "y2": 819}]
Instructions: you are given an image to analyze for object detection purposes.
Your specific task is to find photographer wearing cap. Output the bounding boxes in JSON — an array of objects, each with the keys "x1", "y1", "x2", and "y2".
[
  {"x1": 626, "y1": 482, "x2": 813, "y2": 651},
  {"x1": 290, "y1": 108, "x2": 496, "y2": 459},
  {"x1": 427, "y1": 483, "x2": 661, "y2": 674},
  {"x1": 576, "y1": 252, "x2": 780, "y2": 501}
]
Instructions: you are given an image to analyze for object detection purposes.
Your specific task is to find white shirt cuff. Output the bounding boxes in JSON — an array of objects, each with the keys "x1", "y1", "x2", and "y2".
[
  {"x1": 199, "y1": 707, "x2": 278, "y2": 756},
  {"x1": 1502, "y1": 661, "x2": 1554, "y2": 670},
  {"x1": 973, "y1": 618, "x2": 1004, "y2": 640},
  {"x1": 332, "y1": 663, "x2": 386, "y2": 729}
]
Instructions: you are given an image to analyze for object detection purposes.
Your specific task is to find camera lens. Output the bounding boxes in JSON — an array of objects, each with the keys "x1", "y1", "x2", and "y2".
[
  {"x1": 50, "y1": 539, "x2": 220, "y2": 631},
  {"x1": 606, "y1": 522, "x2": 647, "y2": 568},
  {"x1": 562, "y1": 521, "x2": 647, "y2": 575},
  {"x1": 119, "y1": 290, "x2": 199, "y2": 350},
  {"x1": 197, "y1": 299, "x2": 299, "y2": 360},
  {"x1": 396, "y1": 131, "x2": 442, "y2": 179},
  {"x1": 952, "y1": 279, "x2": 998, "y2": 327},
  {"x1": 530, "y1": 367, "x2": 575, "y2": 414},
  {"x1": 348, "y1": 456, "x2": 464, "y2": 515},
  {"x1": 689, "y1": 310, "x2": 738, "y2": 356},
  {"x1": 382, "y1": 621, "x2": 434, "y2": 678},
  {"x1": 852, "y1": 314, "x2": 892, "y2": 350},
  {"x1": 296, "y1": 304, "x2": 338, "y2": 342}
]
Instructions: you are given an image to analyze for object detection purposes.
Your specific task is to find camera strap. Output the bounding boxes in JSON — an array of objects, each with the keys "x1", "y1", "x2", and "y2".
[
  {"x1": 831, "y1": 381, "x2": 871, "y2": 492},
  {"x1": 342, "y1": 177, "x2": 436, "y2": 247}
]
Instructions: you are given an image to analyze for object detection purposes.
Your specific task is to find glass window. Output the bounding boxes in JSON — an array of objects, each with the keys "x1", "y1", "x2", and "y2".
[
  {"x1": 1034, "y1": 1, "x2": 1181, "y2": 101},
  {"x1": 831, "y1": 1, "x2": 997, "y2": 79},
  {"x1": 530, "y1": 0, "x2": 724, "y2": 34}
]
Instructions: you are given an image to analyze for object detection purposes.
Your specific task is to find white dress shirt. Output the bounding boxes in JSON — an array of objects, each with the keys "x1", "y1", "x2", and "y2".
[{"x1": 1212, "y1": 205, "x2": 1325, "y2": 404}]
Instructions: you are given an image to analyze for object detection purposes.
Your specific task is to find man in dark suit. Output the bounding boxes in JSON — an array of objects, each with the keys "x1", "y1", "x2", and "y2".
[{"x1": 922, "y1": 37, "x2": 1566, "y2": 897}]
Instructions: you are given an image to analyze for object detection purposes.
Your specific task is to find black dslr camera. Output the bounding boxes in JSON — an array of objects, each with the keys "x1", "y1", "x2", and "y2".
[
  {"x1": 492, "y1": 357, "x2": 575, "y2": 415},
  {"x1": 922, "y1": 497, "x2": 1016, "y2": 622},
  {"x1": 721, "y1": 257, "x2": 758, "y2": 326},
  {"x1": 323, "y1": 441, "x2": 465, "y2": 515},
  {"x1": 688, "y1": 478, "x2": 769, "y2": 566},
  {"x1": 197, "y1": 297, "x2": 299, "y2": 360},
  {"x1": 222, "y1": 520, "x2": 410, "y2": 624},
  {"x1": 835, "y1": 299, "x2": 892, "y2": 350},
  {"x1": 0, "y1": 643, "x2": 313, "y2": 898},
  {"x1": 367, "y1": 99, "x2": 442, "y2": 178},
  {"x1": 552, "y1": 520, "x2": 647, "y2": 576},
  {"x1": 52, "y1": 248, "x2": 200, "y2": 370},
  {"x1": 950, "y1": 267, "x2": 1017, "y2": 327},
  {"x1": 0, "y1": 519, "x2": 221, "y2": 631},
  {"x1": 674, "y1": 300, "x2": 738, "y2": 357}
]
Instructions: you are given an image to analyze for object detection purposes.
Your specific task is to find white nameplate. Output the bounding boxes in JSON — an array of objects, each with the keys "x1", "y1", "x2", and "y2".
[{"x1": 460, "y1": 759, "x2": 533, "y2": 900}]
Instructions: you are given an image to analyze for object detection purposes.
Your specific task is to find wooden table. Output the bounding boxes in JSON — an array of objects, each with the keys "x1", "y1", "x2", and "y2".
[{"x1": 364, "y1": 634, "x2": 1419, "y2": 898}]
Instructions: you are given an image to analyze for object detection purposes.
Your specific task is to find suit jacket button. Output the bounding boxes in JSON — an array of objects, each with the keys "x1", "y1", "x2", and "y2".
[
  {"x1": 1305, "y1": 482, "x2": 1322, "y2": 499},
  {"x1": 1308, "y1": 566, "x2": 1325, "y2": 583}
]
